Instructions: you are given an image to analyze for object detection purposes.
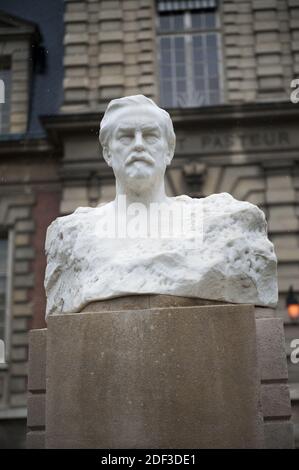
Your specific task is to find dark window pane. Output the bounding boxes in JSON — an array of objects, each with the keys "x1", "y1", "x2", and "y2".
[
  {"x1": 161, "y1": 79, "x2": 173, "y2": 93},
  {"x1": 210, "y1": 77, "x2": 219, "y2": 90},
  {"x1": 194, "y1": 62, "x2": 204, "y2": 76},
  {"x1": 177, "y1": 80, "x2": 186, "y2": 93},
  {"x1": 193, "y1": 47, "x2": 204, "y2": 61},
  {"x1": 161, "y1": 48, "x2": 172, "y2": 63},
  {"x1": 176, "y1": 64, "x2": 185, "y2": 78},
  {"x1": 161, "y1": 90, "x2": 173, "y2": 107},
  {"x1": 207, "y1": 49, "x2": 218, "y2": 62},
  {"x1": 0, "y1": 277, "x2": 6, "y2": 296},
  {"x1": 207, "y1": 60, "x2": 218, "y2": 75},
  {"x1": 205, "y1": 12, "x2": 216, "y2": 28},
  {"x1": 174, "y1": 13, "x2": 184, "y2": 31},
  {"x1": 194, "y1": 78, "x2": 205, "y2": 91},
  {"x1": 159, "y1": 14, "x2": 171, "y2": 31},
  {"x1": 161, "y1": 64, "x2": 172, "y2": 78},
  {"x1": 0, "y1": 239, "x2": 7, "y2": 272},
  {"x1": 191, "y1": 12, "x2": 203, "y2": 29},
  {"x1": 174, "y1": 37, "x2": 184, "y2": 49},
  {"x1": 0, "y1": 323, "x2": 4, "y2": 341},
  {"x1": 160, "y1": 37, "x2": 171, "y2": 49},
  {"x1": 207, "y1": 34, "x2": 217, "y2": 48},
  {"x1": 193, "y1": 36, "x2": 203, "y2": 48},
  {"x1": 0, "y1": 57, "x2": 11, "y2": 134},
  {"x1": 175, "y1": 48, "x2": 185, "y2": 63}
]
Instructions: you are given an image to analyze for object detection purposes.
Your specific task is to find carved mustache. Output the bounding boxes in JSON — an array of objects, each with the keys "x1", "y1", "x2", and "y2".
[{"x1": 125, "y1": 154, "x2": 155, "y2": 166}]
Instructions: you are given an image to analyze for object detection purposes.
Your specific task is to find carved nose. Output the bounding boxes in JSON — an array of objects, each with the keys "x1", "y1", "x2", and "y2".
[{"x1": 133, "y1": 133, "x2": 145, "y2": 150}]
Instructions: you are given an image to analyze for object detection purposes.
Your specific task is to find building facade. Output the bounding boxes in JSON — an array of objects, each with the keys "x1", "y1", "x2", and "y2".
[{"x1": 0, "y1": 0, "x2": 299, "y2": 448}]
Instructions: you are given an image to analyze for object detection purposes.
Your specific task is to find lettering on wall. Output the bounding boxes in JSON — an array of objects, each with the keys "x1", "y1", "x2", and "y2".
[{"x1": 176, "y1": 130, "x2": 292, "y2": 153}]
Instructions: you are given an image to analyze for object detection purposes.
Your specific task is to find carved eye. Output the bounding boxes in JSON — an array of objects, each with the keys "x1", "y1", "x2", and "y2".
[
  {"x1": 144, "y1": 133, "x2": 159, "y2": 143},
  {"x1": 119, "y1": 135, "x2": 133, "y2": 144}
]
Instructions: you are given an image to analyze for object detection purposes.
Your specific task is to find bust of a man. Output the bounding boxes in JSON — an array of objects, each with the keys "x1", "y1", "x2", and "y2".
[{"x1": 44, "y1": 95, "x2": 278, "y2": 318}]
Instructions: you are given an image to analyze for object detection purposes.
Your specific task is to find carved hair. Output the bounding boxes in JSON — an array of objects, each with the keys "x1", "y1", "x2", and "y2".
[{"x1": 99, "y1": 94, "x2": 176, "y2": 156}]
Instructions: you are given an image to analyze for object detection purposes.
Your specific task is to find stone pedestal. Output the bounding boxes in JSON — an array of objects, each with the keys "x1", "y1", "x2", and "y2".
[{"x1": 26, "y1": 295, "x2": 294, "y2": 449}]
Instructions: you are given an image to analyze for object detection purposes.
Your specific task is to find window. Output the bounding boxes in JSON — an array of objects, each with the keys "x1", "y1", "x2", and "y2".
[
  {"x1": 157, "y1": 0, "x2": 222, "y2": 108},
  {"x1": 0, "y1": 235, "x2": 8, "y2": 342},
  {"x1": 0, "y1": 56, "x2": 12, "y2": 134}
]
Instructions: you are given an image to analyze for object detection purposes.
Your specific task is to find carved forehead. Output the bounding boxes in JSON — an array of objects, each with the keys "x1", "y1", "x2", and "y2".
[
  {"x1": 105, "y1": 105, "x2": 166, "y2": 133},
  {"x1": 114, "y1": 118, "x2": 163, "y2": 134}
]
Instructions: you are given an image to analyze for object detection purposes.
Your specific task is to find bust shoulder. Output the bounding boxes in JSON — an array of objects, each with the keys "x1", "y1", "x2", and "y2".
[
  {"x1": 172, "y1": 192, "x2": 265, "y2": 225},
  {"x1": 45, "y1": 202, "x2": 116, "y2": 265},
  {"x1": 199, "y1": 193, "x2": 268, "y2": 246}
]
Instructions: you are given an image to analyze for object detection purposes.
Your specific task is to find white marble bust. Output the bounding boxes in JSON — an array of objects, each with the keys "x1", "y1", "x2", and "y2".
[{"x1": 44, "y1": 95, "x2": 278, "y2": 318}]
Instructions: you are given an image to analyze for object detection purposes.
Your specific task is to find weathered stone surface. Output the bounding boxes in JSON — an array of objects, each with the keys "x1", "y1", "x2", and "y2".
[
  {"x1": 28, "y1": 330, "x2": 47, "y2": 392},
  {"x1": 46, "y1": 304, "x2": 264, "y2": 449},
  {"x1": 27, "y1": 393, "x2": 46, "y2": 428},
  {"x1": 261, "y1": 384, "x2": 292, "y2": 418},
  {"x1": 26, "y1": 431, "x2": 45, "y2": 450},
  {"x1": 264, "y1": 422, "x2": 294, "y2": 449},
  {"x1": 255, "y1": 318, "x2": 288, "y2": 381}
]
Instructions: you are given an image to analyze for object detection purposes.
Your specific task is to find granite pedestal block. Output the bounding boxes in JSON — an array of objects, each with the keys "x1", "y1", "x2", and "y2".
[{"x1": 26, "y1": 295, "x2": 294, "y2": 449}]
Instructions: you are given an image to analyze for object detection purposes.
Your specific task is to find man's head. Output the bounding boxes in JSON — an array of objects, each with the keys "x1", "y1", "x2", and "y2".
[{"x1": 99, "y1": 95, "x2": 176, "y2": 191}]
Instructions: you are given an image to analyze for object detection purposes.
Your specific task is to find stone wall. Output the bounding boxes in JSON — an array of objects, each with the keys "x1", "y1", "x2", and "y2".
[
  {"x1": 26, "y1": 328, "x2": 46, "y2": 449},
  {"x1": 0, "y1": 192, "x2": 36, "y2": 411},
  {"x1": 62, "y1": 0, "x2": 298, "y2": 111},
  {"x1": 213, "y1": 0, "x2": 295, "y2": 102},
  {"x1": 63, "y1": 0, "x2": 158, "y2": 113},
  {"x1": 256, "y1": 307, "x2": 293, "y2": 448},
  {"x1": 289, "y1": 0, "x2": 299, "y2": 78},
  {"x1": 0, "y1": 151, "x2": 61, "y2": 431}
]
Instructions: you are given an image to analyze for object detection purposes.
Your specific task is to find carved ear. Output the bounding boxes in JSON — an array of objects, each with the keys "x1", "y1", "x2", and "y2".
[
  {"x1": 165, "y1": 135, "x2": 176, "y2": 166},
  {"x1": 103, "y1": 147, "x2": 112, "y2": 167},
  {"x1": 165, "y1": 152, "x2": 171, "y2": 166},
  {"x1": 165, "y1": 148, "x2": 174, "y2": 166}
]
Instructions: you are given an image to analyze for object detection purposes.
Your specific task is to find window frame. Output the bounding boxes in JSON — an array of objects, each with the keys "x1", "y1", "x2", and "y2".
[
  {"x1": 157, "y1": 8, "x2": 224, "y2": 109},
  {"x1": 0, "y1": 229, "x2": 14, "y2": 368},
  {"x1": 0, "y1": 56, "x2": 12, "y2": 135}
]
